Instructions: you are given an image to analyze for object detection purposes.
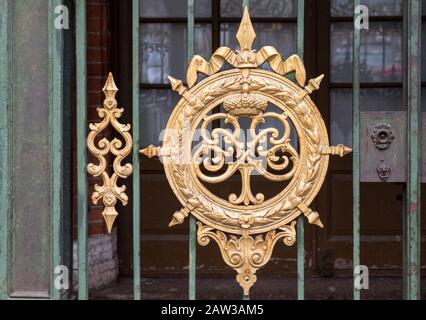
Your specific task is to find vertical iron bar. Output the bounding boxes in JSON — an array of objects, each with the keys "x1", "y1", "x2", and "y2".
[
  {"x1": 352, "y1": 0, "x2": 361, "y2": 301},
  {"x1": 403, "y1": 0, "x2": 421, "y2": 300},
  {"x1": 0, "y1": 0, "x2": 10, "y2": 300},
  {"x1": 188, "y1": 0, "x2": 196, "y2": 301},
  {"x1": 296, "y1": 0, "x2": 305, "y2": 301},
  {"x1": 242, "y1": 0, "x2": 249, "y2": 300},
  {"x1": 76, "y1": 0, "x2": 88, "y2": 300},
  {"x1": 132, "y1": 0, "x2": 141, "y2": 301},
  {"x1": 62, "y1": 0, "x2": 74, "y2": 299},
  {"x1": 402, "y1": 0, "x2": 408, "y2": 300},
  {"x1": 49, "y1": 0, "x2": 63, "y2": 300}
]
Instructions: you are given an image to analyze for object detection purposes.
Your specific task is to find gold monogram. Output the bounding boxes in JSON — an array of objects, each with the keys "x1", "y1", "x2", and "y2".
[{"x1": 140, "y1": 8, "x2": 351, "y2": 295}]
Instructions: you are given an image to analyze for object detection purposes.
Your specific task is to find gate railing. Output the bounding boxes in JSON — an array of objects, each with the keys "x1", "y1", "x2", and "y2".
[
  {"x1": 76, "y1": 0, "x2": 88, "y2": 300},
  {"x1": 403, "y1": 0, "x2": 422, "y2": 299},
  {"x1": 76, "y1": 0, "x2": 422, "y2": 300}
]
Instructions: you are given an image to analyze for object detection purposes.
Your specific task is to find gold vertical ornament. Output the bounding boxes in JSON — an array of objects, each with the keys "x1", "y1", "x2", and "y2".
[
  {"x1": 87, "y1": 73, "x2": 133, "y2": 233},
  {"x1": 140, "y1": 8, "x2": 351, "y2": 295}
]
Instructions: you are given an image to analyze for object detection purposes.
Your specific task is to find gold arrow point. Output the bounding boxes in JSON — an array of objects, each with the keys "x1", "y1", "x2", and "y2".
[
  {"x1": 102, "y1": 207, "x2": 118, "y2": 234},
  {"x1": 168, "y1": 75, "x2": 178, "y2": 85},
  {"x1": 140, "y1": 145, "x2": 160, "y2": 158},
  {"x1": 311, "y1": 74, "x2": 324, "y2": 89},
  {"x1": 102, "y1": 72, "x2": 118, "y2": 98},
  {"x1": 312, "y1": 217, "x2": 324, "y2": 228},
  {"x1": 236, "y1": 7, "x2": 256, "y2": 51}
]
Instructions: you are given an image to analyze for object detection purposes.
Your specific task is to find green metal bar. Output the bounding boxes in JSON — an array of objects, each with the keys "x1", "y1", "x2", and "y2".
[
  {"x1": 188, "y1": 0, "x2": 196, "y2": 301},
  {"x1": 403, "y1": 0, "x2": 421, "y2": 300},
  {"x1": 49, "y1": 0, "x2": 63, "y2": 300},
  {"x1": 76, "y1": 0, "x2": 88, "y2": 300},
  {"x1": 189, "y1": 212, "x2": 196, "y2": 300},
  {"x1": 241, "y1": 0, "x2": 249, "y2": 301},
  {"x1": 352, "y1": 0, "x2": 361, "y2": 301},
  {"x1": 62, "y1": 0, "x2": 74, "y2": 299},
  {"x1": 132, "y1": 0, "x2": 141, "y2": 301},
  {"x1": 402, "y1": 0, "x2": 408, "y2": 300},
  {"x1": 296, "y1": 0, "x2": 304, "y2": 301},
  {"x1": 0, "y1": 0, "x2": 10, "y2": 300}
]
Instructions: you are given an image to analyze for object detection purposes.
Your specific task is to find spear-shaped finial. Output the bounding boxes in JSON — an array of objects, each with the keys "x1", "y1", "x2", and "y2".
[
  {"x1": 102, "y1": 207, "x2": 118, "y2": 234},
  {"x1": 236, "y1": 7, "x2": 256, "y2": 51},
  {"x1": 102, "y1": 72, "x2": 118, "y2": 99}
]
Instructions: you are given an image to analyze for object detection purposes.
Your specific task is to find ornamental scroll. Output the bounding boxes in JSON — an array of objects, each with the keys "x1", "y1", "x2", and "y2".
[
  {"x1": 87, "y1": 73, "x2": 133, "y2": 234},
  {"x1": 140, "y1": 8, "x2": 351, "y2": 295}
]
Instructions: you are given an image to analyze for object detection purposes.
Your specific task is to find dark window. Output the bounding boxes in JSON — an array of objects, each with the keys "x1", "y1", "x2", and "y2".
[
  {"x1": 329, "y1": 0, "x2": 404, "y2": 147},
  {"x1": 139, "y1": 0, "x2": 297, "y2": 146}
]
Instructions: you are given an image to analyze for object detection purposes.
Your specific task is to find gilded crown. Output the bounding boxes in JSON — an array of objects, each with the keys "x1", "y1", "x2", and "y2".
[{"x1": 224, "y1": 93, "x2": 268, "y2": 117}]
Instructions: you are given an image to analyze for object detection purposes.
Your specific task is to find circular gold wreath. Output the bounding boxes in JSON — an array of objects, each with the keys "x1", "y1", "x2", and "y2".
[
  {"x1": 138, "y1": 8, "x2": 352, "y2": 295},
  {"x1": 162, "y1": 68, "x2": 330, "y2": 235}
]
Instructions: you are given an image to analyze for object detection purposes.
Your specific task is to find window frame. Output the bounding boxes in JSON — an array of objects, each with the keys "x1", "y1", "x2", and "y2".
[{"x1": 139, "y1": 0, "x2": 298, "y2": 91}]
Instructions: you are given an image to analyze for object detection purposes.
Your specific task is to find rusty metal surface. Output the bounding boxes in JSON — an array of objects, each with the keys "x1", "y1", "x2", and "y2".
[{"x1": 360, "y1": 112, "x2": 406, "y2": 182}]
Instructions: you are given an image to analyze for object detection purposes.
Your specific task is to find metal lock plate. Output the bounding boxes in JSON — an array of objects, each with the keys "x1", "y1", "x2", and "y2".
[{"x1": 361, "y1": 111, "x2": 406, "y2": 182}]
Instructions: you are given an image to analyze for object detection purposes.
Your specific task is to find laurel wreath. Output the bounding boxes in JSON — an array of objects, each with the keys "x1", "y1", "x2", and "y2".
[{"x1": 169, "y1": 73, "x2": 322, "y2": 231}]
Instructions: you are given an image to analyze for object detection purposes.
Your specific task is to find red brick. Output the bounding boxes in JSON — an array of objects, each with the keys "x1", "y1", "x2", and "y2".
[
  {"x1": 87, "y1": 62, "x2": 109, "y2": 75},
  {"x1": 87, "y1": 33, "x2": 106, "y2": 48},
  {"x1": 87, "y1": 76, "x2": 107, "y2": 91},
  {"x1": 88, "y1": 221, "x2": 109, "y2": 235},
  {"x1": 72, "y1": 0, "x2": 112, "y2": 238},
  {"x1": 87, "y1": 18, "x2": 110, "y2": 34},
  {"x1": 87, "y1": 47, "x2": 109, "y2": 64},
  {"x1": 88, "y1": 94, "x2": 105, "y2": 107},
  {"x1": 87, "y1": 3, "x2": 108, "y2": 19}
]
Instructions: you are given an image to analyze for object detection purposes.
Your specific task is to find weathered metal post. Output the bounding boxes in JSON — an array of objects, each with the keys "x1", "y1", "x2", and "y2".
[{"x1": 403, "y1": 0, "x2": 422, "y2": 300}]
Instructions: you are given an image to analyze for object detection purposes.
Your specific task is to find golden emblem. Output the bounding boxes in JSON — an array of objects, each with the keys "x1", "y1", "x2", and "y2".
[{"x1": 141, "y1": 8, "x2": 351, "y2": 295}]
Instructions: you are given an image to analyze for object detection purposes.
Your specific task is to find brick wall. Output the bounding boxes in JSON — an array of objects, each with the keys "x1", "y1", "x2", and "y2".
[
  {"x1": 72, "y1": 0, "x2": 117, "y2": 290},
  {"x1": 73, "y1": 228, "x2": 118, "y2": 291},
  {"x1": 73, "y1": 0, "x2": 112, "y2": 237},
  {"x1": 87, "y1": 0, "x2": 113, "y2": 235}
]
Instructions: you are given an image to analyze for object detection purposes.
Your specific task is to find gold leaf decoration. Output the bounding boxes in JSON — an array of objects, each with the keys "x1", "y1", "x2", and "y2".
[
  {"x1": 139, "y1": 8, "x2": 351, "y2": 296},
  {"x1": 197, "y1": 221, "x2": 296, "y2": 296},
  {"x1": 87, "y1": 73, "x2": 133, "y2": 233},
  {"x1": 186, "y1": 7, "x2": 306, "y2": 88}
]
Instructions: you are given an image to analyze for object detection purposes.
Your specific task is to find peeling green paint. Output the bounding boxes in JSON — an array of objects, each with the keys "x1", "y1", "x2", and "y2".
[
  {"x1": 403, "y1": 0, "x2": 421, "y2": 301},
  {"x1": 296, "y1": 0, "x2": 305, "y2": 301},
  {"x1": 353, "y1": 0, "x2": 361, "y2": 301},
  {"x1": 49, "y1": 0, "x2": 64, "y2": 300},
  {"x1": 132, "y1": 0, "x2": 141, "y2": 301},
  {"x1": 188, "y1": 0, "x2": 197, "y2": 301},
  {"x1": 0, "y1": 0, "x2": 10, "y2": 300},
  {"x1": 76, "y1": 0, "x2": 88, "y2": 300}
]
